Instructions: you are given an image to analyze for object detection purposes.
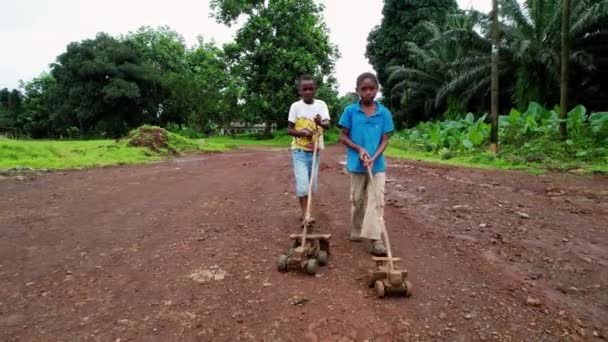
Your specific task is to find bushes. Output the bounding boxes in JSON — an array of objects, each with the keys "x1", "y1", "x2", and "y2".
[{"x1": 391, "y1": 103, "x2": 608, "y2": 169}]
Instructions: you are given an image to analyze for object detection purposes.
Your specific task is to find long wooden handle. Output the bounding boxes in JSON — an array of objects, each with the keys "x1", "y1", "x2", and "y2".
[
  {"x1": 366, "y1": 165, "x2": 394, "y2": 270},
  {"x1": 302, "y1": 129, "x2": 321, "y2": 246}
]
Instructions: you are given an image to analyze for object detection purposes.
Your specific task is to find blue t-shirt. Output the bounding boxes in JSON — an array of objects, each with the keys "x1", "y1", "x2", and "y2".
[{"x1": 338, "y1": 101, "x2": 395, "y2": 174}]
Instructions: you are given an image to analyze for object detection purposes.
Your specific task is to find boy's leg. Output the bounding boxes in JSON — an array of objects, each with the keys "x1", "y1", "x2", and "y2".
[
  {"x1": 361, "y1": 172, "x2": 387, "y2": 255},
  {"x1": 306, "y1": 152, "x2": 318, "y2": 222},
  {"x1": 311, "y1": 152, "x2": 320, "y2": 194},
  {"x1": 349, "y1": 172, "x2": 367, "y2": 241},
  {"x1": 292, "y1": 150, "x2": 310, "y2": 219}
]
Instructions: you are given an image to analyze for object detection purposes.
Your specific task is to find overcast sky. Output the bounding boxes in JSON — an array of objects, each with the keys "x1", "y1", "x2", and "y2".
[{"x1": 0, "y1": 0, "x2": 491, "y2": 95}]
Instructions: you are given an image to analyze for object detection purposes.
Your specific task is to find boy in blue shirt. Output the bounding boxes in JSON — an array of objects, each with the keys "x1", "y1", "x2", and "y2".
[{"x1": 338, "y1": 72, "x2": 394, "y2": 256}]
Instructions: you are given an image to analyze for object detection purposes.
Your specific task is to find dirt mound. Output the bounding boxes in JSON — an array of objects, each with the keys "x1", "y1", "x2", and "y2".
[{"x1": 127, "y1": 126, "x2": 175, "y2": 154}]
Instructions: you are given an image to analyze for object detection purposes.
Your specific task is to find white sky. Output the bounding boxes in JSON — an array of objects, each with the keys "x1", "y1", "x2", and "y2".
[{"x1": 0, "y1": 0, "x2": 490, "y2": 95}]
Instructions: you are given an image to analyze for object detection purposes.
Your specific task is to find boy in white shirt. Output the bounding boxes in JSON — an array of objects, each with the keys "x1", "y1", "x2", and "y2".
[{"x1": 287, "y1": 75, "x2": 331, "y2": 222}]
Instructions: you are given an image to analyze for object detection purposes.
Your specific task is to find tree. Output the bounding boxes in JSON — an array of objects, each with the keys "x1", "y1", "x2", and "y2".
[
  {"x1": 490, "y1": 0, "x2": 499, "y2": 153},
  {"x1": 0, "y1": 88, "x2": 20, "y2": 132},
  {"x1": 366, "y1": 0, "x2": 458, "y2": 89},
  {"x1": 19, "y1": 73, "x2": 58, "y2": 138},
  {"x1": 385, "y1": 12, "x2": 482, "y2": 126},
  {"x1": 435, "y1": 0, "x2": 608, "y2": 113},
  {"x1": 166, "y1": 38, "x2": 230, "y2": 131},
  {"x1": 124, "y1": 26, "x2": 188, "y2": 126},
  {"x1": 338, "y1": 92, "x2": 359, "y2": 112},
  {"x1": 560, "y1": 0, "x2": 571, "y2": 140},
  {"x1": 51, "y1": 33, "x2": 160, "y2": 137},
  {"x1": 211, "y1": 0, "x2": 340, "y2": 130}
]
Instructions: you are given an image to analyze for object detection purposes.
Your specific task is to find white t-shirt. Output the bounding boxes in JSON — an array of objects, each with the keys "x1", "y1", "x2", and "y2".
[{"x1": 288, "y1": 99, "x2": 330, "y2": 150}]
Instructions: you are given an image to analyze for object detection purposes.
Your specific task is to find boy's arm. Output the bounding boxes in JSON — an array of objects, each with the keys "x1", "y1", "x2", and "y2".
[
  {"x1": 287, "y1": 103, "x2": 312, "y2": 138},
  {"x1": 314, "y1": 101, "x2": 331, "y2": 130},
  {"x1": 365, "y1": 109, "x2": 394, "y2": 167},
  {"x1": 314, "y1": 116, "x2": 330, "y2": 130},
  {"x1": 288, "y1": 122, "x2": 312, "y2": 138},
  {"x1": 365, "y1": 133, "x2": 390, "y2": 167},
  {"x1": 340, "y1": 128, "x2": 370, "y2": 160},
  {"x1": 338, "y1": 107, "x2": 368, "y2": 159}
]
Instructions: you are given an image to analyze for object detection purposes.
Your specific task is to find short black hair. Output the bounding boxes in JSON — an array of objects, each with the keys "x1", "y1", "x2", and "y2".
[
  {"x1": 296, "y1": 74, "x2": 316, "y2": 88},
  {"x1": 356, "y1": 72, "x2": 379, "y2": 88}
]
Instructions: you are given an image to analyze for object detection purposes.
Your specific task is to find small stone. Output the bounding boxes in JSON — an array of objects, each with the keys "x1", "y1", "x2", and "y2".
[
  {"x1": 464, "y1": 314, "x2": 472, "y2": 320},
  {"x1": 562, "y1": 238, "x2": 569, "y2": 243},
  {"x1": 526, "y1": 296, "x2": 541, "y2": 307},
  {"x1": 517, "y1": 212, "x2": 530, "y2": 219},
  {"x1": 439, "y1": 312, "x2": 446, "y2": 320},
  {"x1": 263, "y1": 282, "x2": 272, "y2": 287},
  {"x1": 479, "y1": 223, "x2": 487, "y2": 228}
]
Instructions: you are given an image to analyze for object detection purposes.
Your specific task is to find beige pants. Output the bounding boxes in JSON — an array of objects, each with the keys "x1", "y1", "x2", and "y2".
[{"x1": 350, "y1": 172, "x2": 386, "y2": 240}]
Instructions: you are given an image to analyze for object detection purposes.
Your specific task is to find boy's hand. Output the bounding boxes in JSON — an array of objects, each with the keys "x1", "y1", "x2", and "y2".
[
  {"x1": 357, "y1": 147, "x2": 370, "y2": 162},
  {"x1": 363, "y1": 157, "x2": 375, "y2": 168},
  {"x1": 314, "y1": 114, "x2": 322, "y2": 125},
  {"x1": 300, "y1": 128, "x2": 313, "y2": 138}
]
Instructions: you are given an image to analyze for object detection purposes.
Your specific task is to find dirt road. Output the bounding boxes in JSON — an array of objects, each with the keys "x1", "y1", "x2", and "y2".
[{"x1": 1, "y1": 146, "x2": 607, "y2": 341}]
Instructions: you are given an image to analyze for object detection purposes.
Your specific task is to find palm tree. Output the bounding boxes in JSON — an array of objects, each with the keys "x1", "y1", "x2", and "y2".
[
  {"x1": 436, "y1": 0, "x2": 608, "y2": 110},
  {"x1": 386, "y1": 11, "x2": 484, "y2": 126}
]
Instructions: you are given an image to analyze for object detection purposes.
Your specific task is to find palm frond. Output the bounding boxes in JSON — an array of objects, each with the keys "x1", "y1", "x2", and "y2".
[
  {"x1": 404, "y1": 42, "x2": 432, "y2": 63},
  {"x1": 500, "y1": 0, "x2": 534, "y2": 37},
  {"x1": 572, "y1": 0, "x2": 594, "y2": 19},
  {"x1": 408, "y1": 21, "x2": 441, "y2": 40},
  {"x1": 386, "y1": 66, "x2": 408, "y2": 87},
  {"x1": 571, "y1": 0, "x2": 608, "y2": 38},
  {"x1": 451, "y1": 55, "x2": 492, "y2": 70},
  {"x1": 571, "y1": 50, "x2": 595, "y2": 72},
  {"x1": 461, "y1": 77, "x2": 491, "y2": 105},
  {"x1": 543, "y1": 1, "x2": 563, "y2": 48},
  {"x1": 427, "y1": 29, "x2": 492, "y2": 52},
  {"x1": 435, "y1": 64, "x2": 491, "y2": 107},
  {"x1": 399, "y1": 68, "x2": 443, "y2": 84},
  {"x1": 400, "y1": 80, "x2": 439, "y2": 93}
]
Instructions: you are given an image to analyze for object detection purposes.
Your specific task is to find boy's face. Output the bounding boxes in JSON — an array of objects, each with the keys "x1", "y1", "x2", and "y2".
[
  {"x1": 357, "y1": 78, "x2": 378, "y2": 105},
  {"x1": 298, "y1": 80, "x2": 317, "y2": 104}
]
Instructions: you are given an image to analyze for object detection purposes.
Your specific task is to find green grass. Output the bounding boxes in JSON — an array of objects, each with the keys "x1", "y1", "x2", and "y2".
[
  {"x1": 386, "y1": 143, "x2": 607, "y2": 174},
  {"x1": 385, "y1": 146, "x2": 546, "y2": 173},
  {"x1": 0, "y1": 133, "x2": 230, "y2": 170},
  {"x1": 0, "y1": 127, "x2": 295, "y2": 171},
  {"x1": 0, "y1": 138, "x2": 160, "y2": 170}
]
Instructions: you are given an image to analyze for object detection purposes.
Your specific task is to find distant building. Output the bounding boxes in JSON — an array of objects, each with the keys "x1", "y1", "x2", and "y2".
[{"x1": 223, "y1": 122, "x2": 277, "y2": 135}]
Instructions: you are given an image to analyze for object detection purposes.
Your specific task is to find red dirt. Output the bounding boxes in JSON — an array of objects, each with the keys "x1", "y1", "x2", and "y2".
[{"x1": 0, "y1": 145, "x2": 606, "y2": 341}]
